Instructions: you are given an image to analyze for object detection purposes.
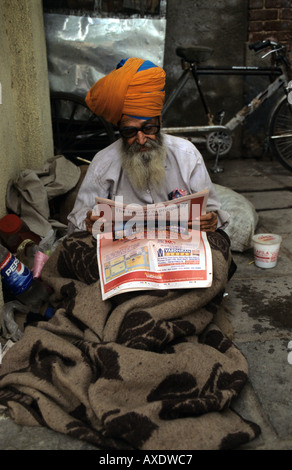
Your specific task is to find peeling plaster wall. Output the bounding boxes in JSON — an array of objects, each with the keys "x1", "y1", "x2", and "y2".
[
  {"x1": 0, "y1": 0, "x2": 54, "y2": 306},
  {"x1": 1, "y1": 0, "x2": 54, "y2": 173},
  {"x1": 0, "y1": 12, "x2": 20, "y2": 218},
  {"x1": 0, "y1": 0, "x2": 53, "y2": 211}
]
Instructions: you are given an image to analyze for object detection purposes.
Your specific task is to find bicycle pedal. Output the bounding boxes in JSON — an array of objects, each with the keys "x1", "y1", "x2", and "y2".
[
  {"x1": 214, "y1": 110, "x2": 225, "y2": 124},
  {"x1": 210, "y1": 165, "x2": 224, "y2": 174}
]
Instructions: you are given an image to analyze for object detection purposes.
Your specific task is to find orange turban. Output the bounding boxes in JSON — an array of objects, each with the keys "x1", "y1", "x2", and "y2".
[{"x1": 85, "y1": 58, "x2": 166, "y2": 126}]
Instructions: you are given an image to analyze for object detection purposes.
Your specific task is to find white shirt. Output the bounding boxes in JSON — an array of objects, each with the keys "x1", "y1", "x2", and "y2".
[{"x1": 67, "y1": 134, "x2": 229, "y2": 232}]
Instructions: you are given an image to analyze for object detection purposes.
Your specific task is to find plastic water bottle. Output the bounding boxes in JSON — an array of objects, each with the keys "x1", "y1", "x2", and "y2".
[{"x1": 0, "y1": 243, "x2": 49, "y2": 313}]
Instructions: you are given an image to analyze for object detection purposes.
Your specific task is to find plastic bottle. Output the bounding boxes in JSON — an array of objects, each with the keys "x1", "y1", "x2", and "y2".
[
  {"x1": 16, "y1": 239, "x2": 39, "y2": 270},
  {"x1": 15, "y1": 228, "x2": 56, "y2": 274},
  {"x1": 0, "y1": 243, "x2": 49, "y2": 313},
  {"x1": 0, "y1": 214, "x2": 41, "y2": 253},
  {"x1": 16, "y1": 239, "x2": 49, "y2": 275}
]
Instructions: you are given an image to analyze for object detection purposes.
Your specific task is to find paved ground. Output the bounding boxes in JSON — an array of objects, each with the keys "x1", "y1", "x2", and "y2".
[
  {"x1": 0, "y1": 153, "x2": 292, "y2": 450},
  {"x1": 210, "y1": 154, "x2": 292, "y2": 450}
]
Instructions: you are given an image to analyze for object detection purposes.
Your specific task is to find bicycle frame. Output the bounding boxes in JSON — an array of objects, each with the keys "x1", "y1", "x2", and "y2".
[
  {"x1": 162, "y1": 63, "x2": 285, "y2": 135},
  {"x1": 225, "y1": 73, "x2": 286, "y2": 131}
]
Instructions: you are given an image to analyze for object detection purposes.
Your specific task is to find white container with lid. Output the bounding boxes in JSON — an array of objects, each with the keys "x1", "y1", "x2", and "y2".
[{"x1": 252, "y1": 233, "x2": 282, "y2": 268}]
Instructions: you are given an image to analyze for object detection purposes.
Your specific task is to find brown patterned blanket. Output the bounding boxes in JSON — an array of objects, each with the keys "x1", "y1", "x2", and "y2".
[{"x1": 0, "y1": 230, "x2": 260, "y2": 450}]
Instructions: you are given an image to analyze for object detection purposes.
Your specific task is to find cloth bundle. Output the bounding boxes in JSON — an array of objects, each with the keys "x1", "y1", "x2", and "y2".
[
  {"x1": 5, "y1": 155, "x2": 80, "y2": 237},
  {"x1": 0, "y1": 230, "x2": 260, "y2": 450},
  {"x1": 214, "y1": 184, "x2": 258, "y2": 252}
]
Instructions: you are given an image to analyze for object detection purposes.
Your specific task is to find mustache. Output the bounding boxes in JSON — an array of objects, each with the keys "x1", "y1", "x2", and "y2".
[
  {"x1": 127, "y1": 141, "x2": 156, "y2": 155},
  {"x1": 123, "y1": 133, "x2": 163, "y2": 154}
]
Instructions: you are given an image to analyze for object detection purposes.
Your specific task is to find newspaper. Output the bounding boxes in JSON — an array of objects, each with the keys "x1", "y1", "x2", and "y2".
[{"x1": 94, "y1": 189, "x2": 213, "y2": 300}]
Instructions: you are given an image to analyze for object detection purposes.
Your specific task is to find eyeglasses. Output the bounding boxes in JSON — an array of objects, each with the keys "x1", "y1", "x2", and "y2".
[{"x1": 119, "y1": 123, "x2": 160, "y2": 139}]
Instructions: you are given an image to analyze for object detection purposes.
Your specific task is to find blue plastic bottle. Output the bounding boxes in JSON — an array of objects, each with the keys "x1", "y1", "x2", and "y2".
[{"x1": 0, "y1": 243, "x2": 49, "y2": 313}]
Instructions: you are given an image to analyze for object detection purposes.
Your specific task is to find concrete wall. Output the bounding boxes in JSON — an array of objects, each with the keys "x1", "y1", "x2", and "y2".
[
  {"x1": 0, "y1": 0, "x2": 53, "y2": 217},
  {"x1": 163, "y1": 0, "x2": 248, "y2": 157},
  {"x1": 0, "y1": 0, "x2": 54, "y2": 305},
  {"x1": 163, "y1": 1, "x2": 292, "y2": 159}
]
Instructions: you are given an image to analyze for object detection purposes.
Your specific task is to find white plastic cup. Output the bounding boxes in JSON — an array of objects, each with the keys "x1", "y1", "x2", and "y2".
[{"x1": 252, "y1": 233, "x2": 282, "y2": 269}]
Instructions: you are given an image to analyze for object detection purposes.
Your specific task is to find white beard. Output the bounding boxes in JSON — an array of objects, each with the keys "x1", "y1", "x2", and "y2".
[{"x1": 121, "y1": 133, "x2": 167, "y2": 191}]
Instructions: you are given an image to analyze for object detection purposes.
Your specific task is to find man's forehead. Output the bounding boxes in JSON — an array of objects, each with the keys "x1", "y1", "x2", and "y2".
[{"x1": 120, "y1": 116, "x2": 158, "y2": 127}]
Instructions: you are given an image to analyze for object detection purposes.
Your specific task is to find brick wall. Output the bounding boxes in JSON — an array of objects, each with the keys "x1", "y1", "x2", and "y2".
[{"x1": 249, "y1": 0, "x2": 292, "y2": 51}]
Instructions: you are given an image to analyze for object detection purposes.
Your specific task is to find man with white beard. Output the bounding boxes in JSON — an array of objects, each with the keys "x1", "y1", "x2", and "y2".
[{"x1": 67, "y1": 58, "x2": 229, "y2": 235}]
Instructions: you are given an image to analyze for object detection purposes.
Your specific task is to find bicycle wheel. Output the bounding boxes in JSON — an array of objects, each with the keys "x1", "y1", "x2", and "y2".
[
  {"x1": 269, "y1": 95, "x2": 292, "y2": 172},
  {"x1": 50, "y1": 92, "x2": 117, "y2": 163}
]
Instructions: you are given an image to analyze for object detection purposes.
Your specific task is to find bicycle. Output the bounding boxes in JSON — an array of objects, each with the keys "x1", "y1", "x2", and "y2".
[
  {"x1": 50, "y1": 92, "x2": 117, "y2": 163},
  {"x1": 161, "y1": 39, "x2": 292, "y2": 173}
]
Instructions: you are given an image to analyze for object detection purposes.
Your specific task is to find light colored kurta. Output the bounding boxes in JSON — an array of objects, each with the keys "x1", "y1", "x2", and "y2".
[{"x1": 68, "y1": 134, "x2": 229, "y2": 232}]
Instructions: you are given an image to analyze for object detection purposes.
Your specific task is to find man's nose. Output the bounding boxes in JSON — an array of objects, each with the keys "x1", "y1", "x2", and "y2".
[{"x1": 136, "y1": 130, "x2": 147, "y2": 145}]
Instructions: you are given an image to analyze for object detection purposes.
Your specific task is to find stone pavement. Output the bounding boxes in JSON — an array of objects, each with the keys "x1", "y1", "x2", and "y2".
[
  {"x1": 210, "y1": 154, "x2": 292, "y2": 450},
  {"x1": 0, "y1": 154, "x2": 292, "y2": 450}
]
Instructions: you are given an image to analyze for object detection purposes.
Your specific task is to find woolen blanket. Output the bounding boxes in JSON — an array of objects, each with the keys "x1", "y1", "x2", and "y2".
[{"x1": 0, "y1": 230, "x2": 260, "y2": 450}]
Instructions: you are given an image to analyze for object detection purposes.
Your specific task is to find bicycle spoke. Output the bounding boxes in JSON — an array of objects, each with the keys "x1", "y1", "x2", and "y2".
[
  {"x1": 270, "y1": 133, "x2": 292, "y2": 139},
  {"x1": 60, "y1": 101, "x2": 81, "y2": 146},
  {"x1": 50, "y1": 92, "x2": 116, "y2": 160},
  {"x1": 276, "y1": 139, "x2": 292, "y2": 156},
  {"x1": 274, "y1": 115, "x2": 292, "y2": 129},
  {"x1": 269, "y1": 97, "x2": 292, "y2": 171}
]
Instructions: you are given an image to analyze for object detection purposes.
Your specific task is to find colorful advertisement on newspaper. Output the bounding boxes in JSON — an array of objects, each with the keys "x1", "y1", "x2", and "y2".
[
  {"x1": 96, "y1": 230, "x2": 212, "y2": 300},
  {"x1": 93, "y1": 188, "x2": 212, "y2": 300}
]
